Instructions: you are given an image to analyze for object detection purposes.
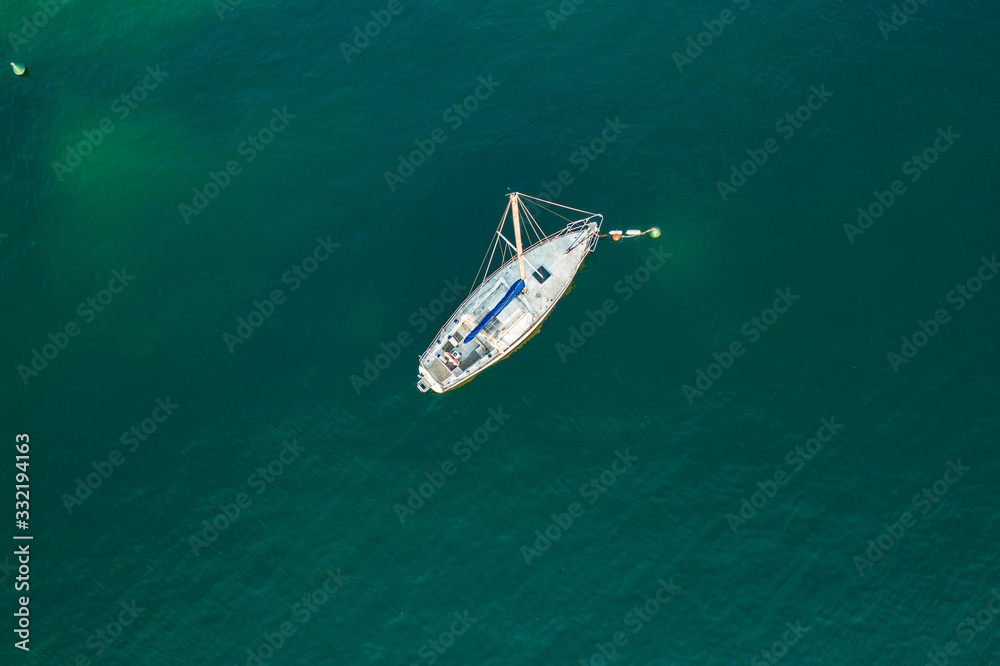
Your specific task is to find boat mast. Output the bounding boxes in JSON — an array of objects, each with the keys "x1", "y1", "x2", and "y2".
[{"x1": 510, "y1": 193, "x2": 527, "y2": 286}]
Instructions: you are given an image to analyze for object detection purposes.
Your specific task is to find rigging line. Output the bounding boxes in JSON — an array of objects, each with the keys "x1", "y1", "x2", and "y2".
[
  {"x1": 484, "y1": 224, "x2": 503, "y2": 285},
  {"x1": 497, "y1": 230, "x2": 517, "y2": 252},
  {"x1": 520, "y1": 205, "x2": 536, "y2": 239},
  {"x1": 525, "y1": 207, "x2": 546, "y2": 242},
  {"x1": 471, "y1": 231, "x2": 499, "y2": 298},
  {"x1": 474, "y1": 236, "x2": 500, "y2": 302},
  {"x1": 524, "y1": 198, "x2": 573, "y2": 224},
  {"x1": 494, "y1": 229, "x2": 540, "y2": 277},
  {"x1": 519, "y1": 214, "x2": 532, "y2": 247},
  {"x1": 502, "y1": 226, "x2": 539, "y2": 268},
  {"x1": 516, "y1": 192, "x2": 597, "y2": 218},
  {"x1": 532, "y1": 216, "x2": 547, "y2": 245},
  {"x1": 477, "y1": 232, "x2": 513, "y2": 309},
  {"x1": 475, "y1": 240, "x2": 505, "y2": 310},
  {"x1": 470, "y1": 199, "x2": 512, "y2": 296},
  {"x1": 529, "y1": 220, "x2": 543, "y2": 246},
  {"x1": 519, "y1": 205, "x2": 545, "y2": 245}
]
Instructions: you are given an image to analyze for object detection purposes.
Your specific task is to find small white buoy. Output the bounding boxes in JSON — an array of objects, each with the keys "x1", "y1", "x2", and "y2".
[{"x1": 11, "y1": 62, "x2": 26, "y2": 76}]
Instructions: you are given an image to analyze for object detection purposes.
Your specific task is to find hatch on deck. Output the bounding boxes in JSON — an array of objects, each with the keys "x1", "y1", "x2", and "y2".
[{"x1": 532, "y1": 266, "x2": 551, "y2": 284}]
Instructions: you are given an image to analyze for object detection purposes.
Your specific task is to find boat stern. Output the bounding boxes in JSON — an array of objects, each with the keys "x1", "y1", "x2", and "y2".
[{"x1": 416, "y1": 363, "x2": 444, "y2": 393}]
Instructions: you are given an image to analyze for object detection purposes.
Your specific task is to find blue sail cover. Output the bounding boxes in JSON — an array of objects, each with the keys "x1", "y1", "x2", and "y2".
[{"x1": 463, "y1": 279, "x2": 525, "y2": 344}]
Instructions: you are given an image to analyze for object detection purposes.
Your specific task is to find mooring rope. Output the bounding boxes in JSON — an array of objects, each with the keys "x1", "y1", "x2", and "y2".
[{"x1": 599, "y1": 227, "x2": 662, "y2": 241}]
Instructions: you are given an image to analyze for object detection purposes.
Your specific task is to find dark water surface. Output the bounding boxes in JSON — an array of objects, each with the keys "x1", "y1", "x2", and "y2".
[{"x1": 2, "y1": 1, "x2": 998, "y2": 664}]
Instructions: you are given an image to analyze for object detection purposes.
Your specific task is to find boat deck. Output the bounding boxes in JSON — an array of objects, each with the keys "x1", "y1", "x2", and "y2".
[{"x1": 417, "y1": 219, "x2": 599, "y2": 393}]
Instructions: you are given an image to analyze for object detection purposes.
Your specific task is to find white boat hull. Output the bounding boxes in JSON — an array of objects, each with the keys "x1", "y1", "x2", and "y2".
[{"x1": 417, "y1": 220, "x2": 599, "y2": 393}]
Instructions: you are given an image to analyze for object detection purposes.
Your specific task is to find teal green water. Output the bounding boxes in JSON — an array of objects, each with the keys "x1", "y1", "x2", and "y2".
[{"x1": 2, "y1": 1, "x2": 999, "y2": 664}]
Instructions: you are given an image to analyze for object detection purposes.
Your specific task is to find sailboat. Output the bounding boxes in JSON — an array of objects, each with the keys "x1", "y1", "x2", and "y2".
[{"x1": 416, "y1": 192, "x2": 603, "y2": 394}]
